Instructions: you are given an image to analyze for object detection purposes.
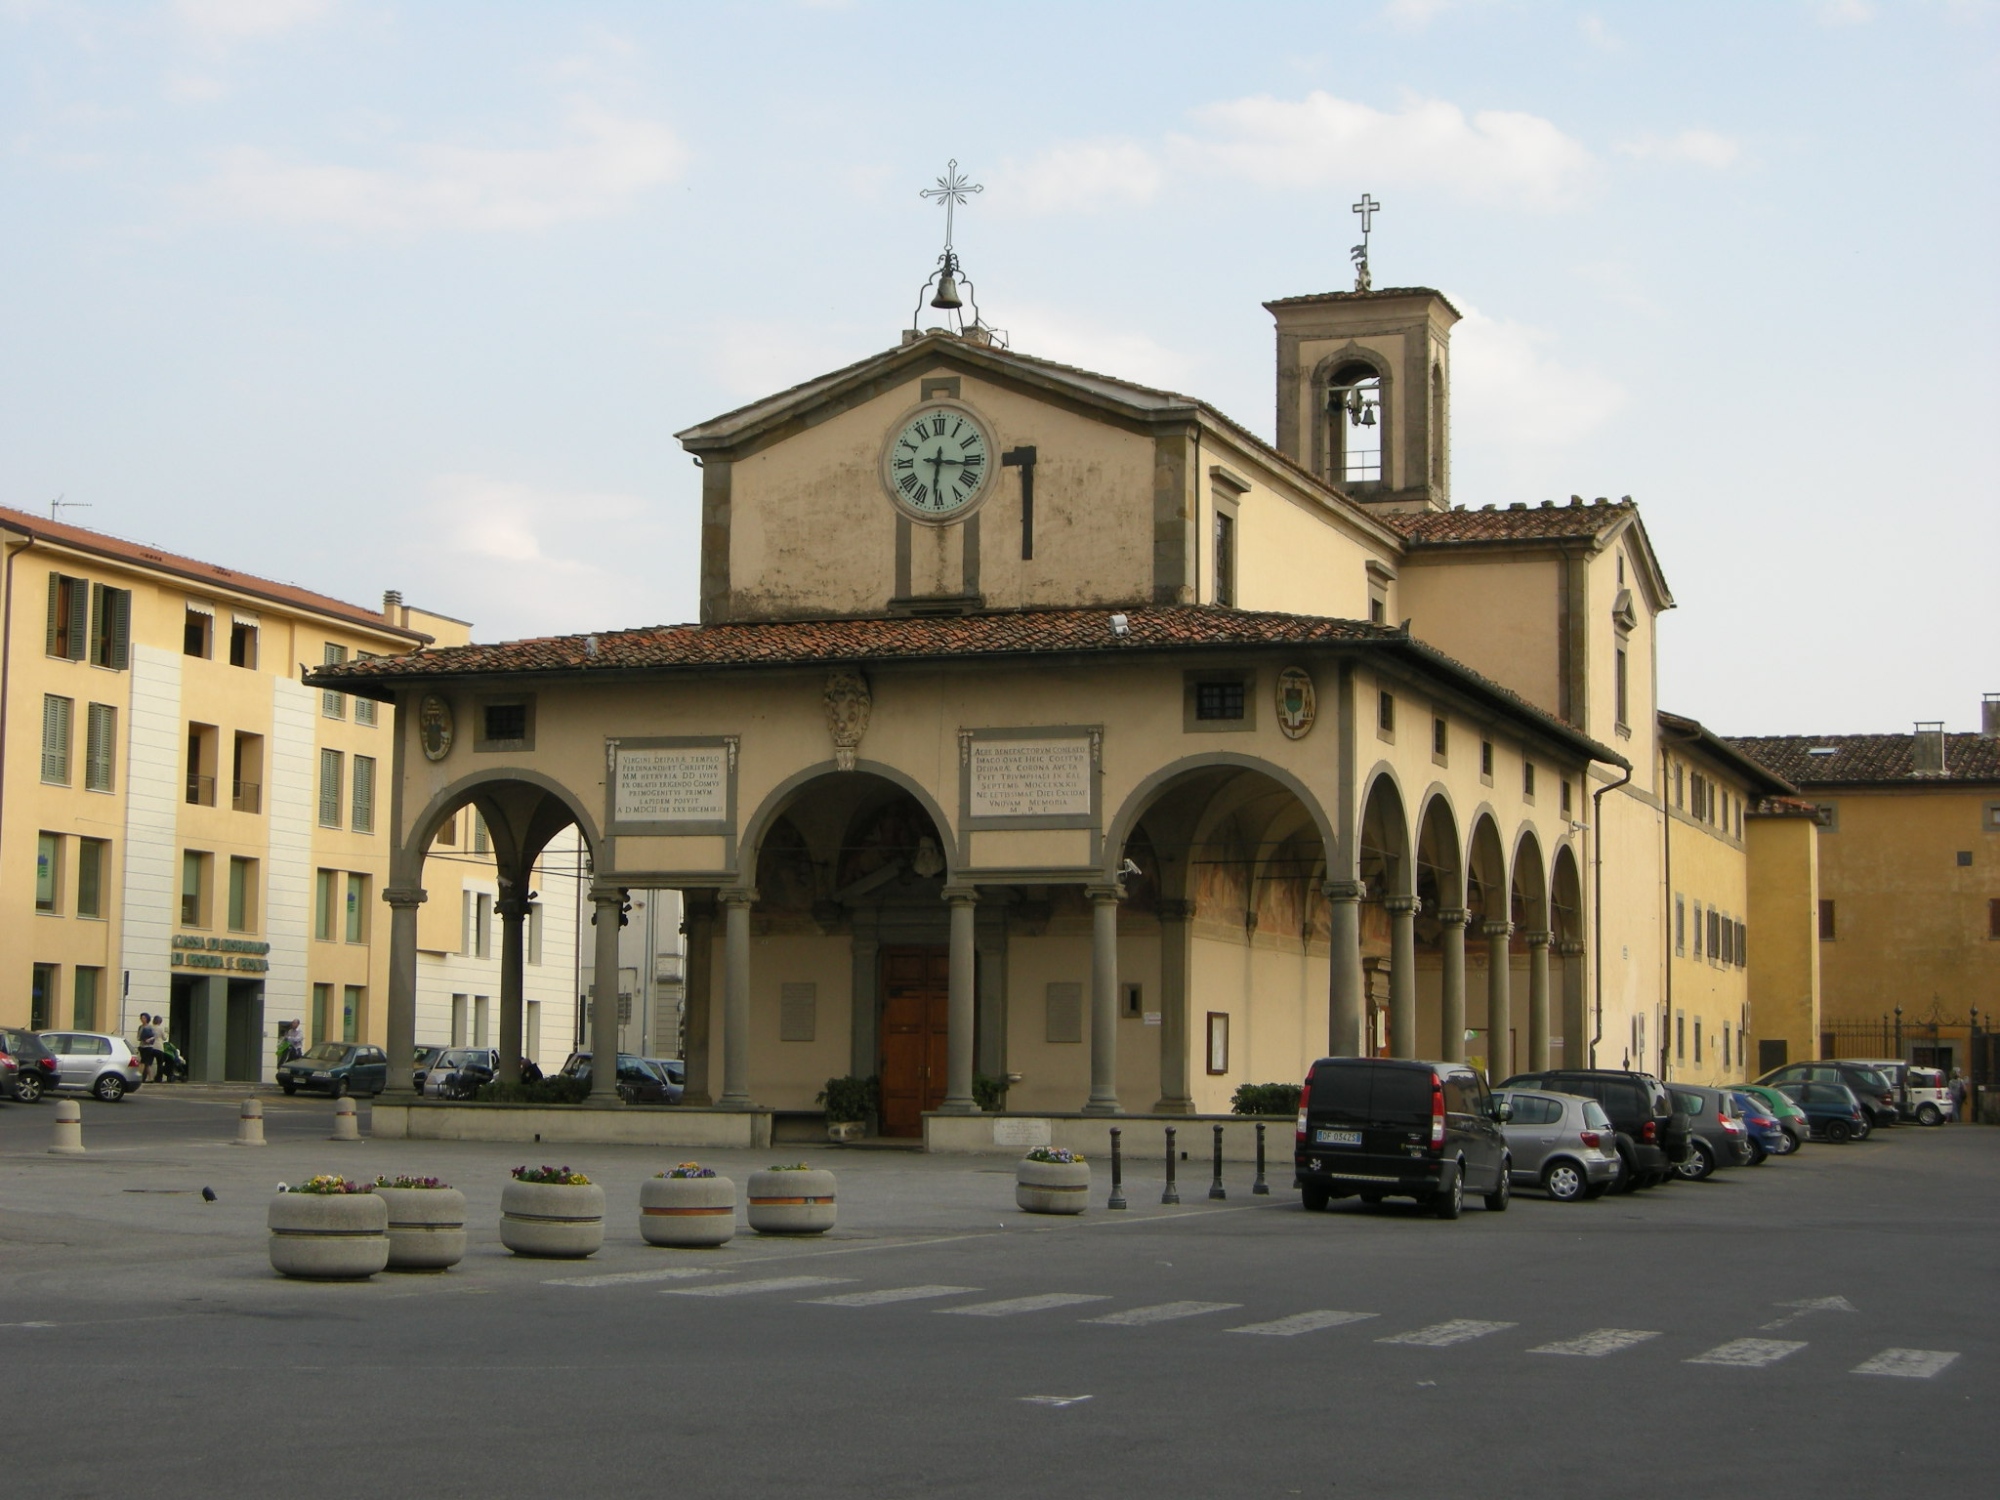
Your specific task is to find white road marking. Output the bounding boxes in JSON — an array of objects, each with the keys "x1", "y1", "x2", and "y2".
[
  {"x1": 1529, "y1": 1329, "x2": 1662, "y2": 1358},
  {"x1": 1686, "y1": 1338, "x2": 1807, "y2": 1367},
  {"x1": 1377, "y1": 1320, "x2": 1517, "y2": 1348},
  {"x1": 1020, "y1": 1395, "x2": 1093, "y2": 1408},
  {"x1": 1760, "y1": 1295, "x2": 1856, "y2": 1331},
  {"x1": 804, "y1": 1285, "x2": 980, "y2": 1307},
  {"x1": 665, "y1": 1276, "x2": 853, "y2": 1297},
  {"x1": 1227, "y1": 1310, "x2": 1378, "y2": 1337},
  {"x1": 938, "y1": 1293, "x2": 1112, "y2": 1318},
  {"x1": 1852, "y1": 1348, "x2": 1959, "y2": 1379},
  {"x1": 1082, "y1": 1301, "x2": 1241, "y2": 1326},
  {"x1": 545, "y1": 1268, "x2": 728, "y2": 1288}
]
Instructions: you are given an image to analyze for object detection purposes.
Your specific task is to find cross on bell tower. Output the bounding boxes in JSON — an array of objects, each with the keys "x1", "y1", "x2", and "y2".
[
  {"x1": 913, "y1": 159, "x2": 997, "y2": 340},
  {"x1": 1350, "y1": 192, "x2": 1380, "y2": 292}
]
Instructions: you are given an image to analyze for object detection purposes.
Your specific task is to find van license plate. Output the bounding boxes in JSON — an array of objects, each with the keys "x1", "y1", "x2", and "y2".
[{"x1": 1315, "y1": 1129, "x2": 1362, "y2": 1146}]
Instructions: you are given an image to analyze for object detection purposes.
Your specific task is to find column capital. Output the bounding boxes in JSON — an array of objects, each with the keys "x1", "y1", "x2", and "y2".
[
  {"x1": 1524, "y1": 928, "x2": 1552, "y2": 948},
  {"x1": 1384, "y1": 895, "x2": 1420, "y2": 917},
  {"x1": 1556, "y1": 938, "x2": 1586, "y2": 957},
  {"x1": 1156, "y1": 899, "x2": 1197, "y2": 923},
  {"x1": 1437, "y1": 906, "x2": 1470, "y2": 928},
  {"x1": 1480, "y1": 920, "x2": 1514, "y2": 939},
  {"x1": 717, "y1": 887, "x2": 759, "y2": 909},
  {"x1": 1085, "y1": 884, "x2": 1124, "y2": 905},
  {"x1": 1322, "y1": 879, "x2": 1367, "y2": 904},
  {"x1": 943, "y1": 886, "x2": 980, "y2": 908},
  {"x1": 383, "y1": 886, "x2": 428, "y2": 910},
  {"x1": 588, "y1": 883, "x2": 629, "y2": 906},
  {"x1": 495, "y1": 895, "x2": 532, "y2": 921}
]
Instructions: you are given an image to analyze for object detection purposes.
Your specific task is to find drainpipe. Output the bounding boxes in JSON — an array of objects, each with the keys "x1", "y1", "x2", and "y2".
[
  {"x1": 1659, "y1": 747, "x2": 1672, "y2": 1081},
  {"x1": 0, "y1": 535, "x2": 36, "y2": 865},
  {"x1": 1590, "y1": 759, "x2": 1633, "y2": 1068}
]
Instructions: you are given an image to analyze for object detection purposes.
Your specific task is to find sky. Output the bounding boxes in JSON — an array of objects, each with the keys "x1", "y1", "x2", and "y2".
[{"x1": 2, "y1": 0, "x2": 1995, "y2": 736}]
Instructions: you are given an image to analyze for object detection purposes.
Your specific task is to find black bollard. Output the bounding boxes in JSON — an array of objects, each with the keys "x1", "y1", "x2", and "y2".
[
  {"x1": 1209, "y1": 1123, "x2": 1227, "y2": 1200},
  {"x1": 1252, "y1": 1122, "x2": 1270, "y2": 1195},
  {"x1": 1108, "y1": 1126, "x2": 1128, "y2": 1210},
  {"x1": 1162, "y1": 1126, "x2": 1180, "y2": 1204}
]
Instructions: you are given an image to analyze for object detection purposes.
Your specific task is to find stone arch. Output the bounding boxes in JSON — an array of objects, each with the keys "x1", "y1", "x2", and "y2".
[
  {"x1": 1357, "y1": 764, "x2": 1413, "y2": 898},
  {"x1": 1510, "y1": 826, "x2": 1550, "y2": 934},
  {"x1": 1464, "y1": 809, "x2": 1510, "y2": 924},
  {"x1": 398, "y1": 767, "x2": 602, "y2": 886},
  {"x1": 740, "y1": 758, "x2": 960, "y2": 884},
  {"x1": 1309, "y1": 345, "x2": 1393, "y2": 488},
  {"x1": 1413, "y1": 786, "x2": 1464, "y2": 914},
  {"x1": 1550, "y1": 843, "x2": 1587, "y2": 1068},
  {"x1": 1104, "y1": 752, "x2": 1337, "y2": 885}
]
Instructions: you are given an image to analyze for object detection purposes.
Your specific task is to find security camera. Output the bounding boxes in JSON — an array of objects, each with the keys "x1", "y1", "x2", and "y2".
[{"x1": 1118, "y1": 858, "x2": 1142, "y2": 879}]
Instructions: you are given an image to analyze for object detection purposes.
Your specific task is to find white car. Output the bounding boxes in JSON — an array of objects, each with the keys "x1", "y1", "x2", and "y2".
[
  {"x1": 1848, "y1": 1058, "x2": 1956, "y2": 1125},
  {"x1": 38, "y1": 1031, "x2": 145, "y2": 1102}
]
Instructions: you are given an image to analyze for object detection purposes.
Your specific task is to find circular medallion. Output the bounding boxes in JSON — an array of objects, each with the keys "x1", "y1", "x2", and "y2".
[
  {"x1": 1275, "y1": 667, "x2": 1318, "y2": 740},
  {"x1": 880, "y1": 400, "x2": 996, "y2": 522},
  {"x1": 418, "y1": 693, "x2": 455, "y2": 762}
]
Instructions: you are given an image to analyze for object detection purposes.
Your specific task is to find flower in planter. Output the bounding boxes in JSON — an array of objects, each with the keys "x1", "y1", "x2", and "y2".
[
  {"x1": 374, "y1": 1175, "x2": 452, "y2": 1190},
  {"x1": 766, "y1": 1163, "x2": 815, "y2": 1172},
  {"x1": 1023, "y1": 1147, "x2": 1085, "y2": 1165},
  {"x1": 291, "y1": 1174, "x2": 370, "y2": 1195},
  {"x1": 658, "y1": 1162, "x2": 717, "y2": 1179},
  {"x1": 512, "y1": 1165, "x2": 592, "y2": 1186}
]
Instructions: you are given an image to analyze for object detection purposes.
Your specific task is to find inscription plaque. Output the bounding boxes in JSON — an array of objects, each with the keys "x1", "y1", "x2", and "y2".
[
  {"x1": 969, "y1": 738, "x2": 1092, "y2": 820},
  {"x1": 615, "y1": 745, "x2": 728, "y2": 824}
]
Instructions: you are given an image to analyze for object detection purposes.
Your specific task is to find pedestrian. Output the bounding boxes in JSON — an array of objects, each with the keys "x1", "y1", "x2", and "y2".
[
  {"x1": 520, "y1": 1056, "x2": 543, "y2": 1084},
  {"x1": 136, "y1": 1012, "x2": 166, "y2": 1083},
  {"x1": 1949, "y1": 1068, "x2": 1967, "y2": 1122}
]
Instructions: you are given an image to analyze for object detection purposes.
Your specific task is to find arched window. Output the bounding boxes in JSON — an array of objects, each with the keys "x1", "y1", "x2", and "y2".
[
  {"x1": 1429, "y1": 363, "x2": 1446, "y2": 488},
  {"x1": 1326, "y1": 361, "x2": 1382, "y2": 485}
]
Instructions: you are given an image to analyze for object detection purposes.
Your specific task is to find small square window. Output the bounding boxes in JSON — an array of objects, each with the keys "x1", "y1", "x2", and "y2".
[
  {"x1": 1432, "y1": 717, "x2": 1448, "y2": 759},
  {"x1": 1480, "y1": 740, "x2": 1493, "y2": 779},
  {"x1": 475, "y1": 697, "x2": 535, "y2": 751},
  {"x1": 1956, "y1": 850, "x2": 1973, "y2": 868},
  {"x1": 1377, "y1": 691, "x2": 1395, "y2": 734},
  {"x1": 1561, "y1": 780, "x2": 1573, "y2": 817},
  {"x1": 1195, "y1": 681, "x2": 1245, "y2": 721},
  {"x1": 1523, "y1": 762, "x2": 1536, "y2": 798}
]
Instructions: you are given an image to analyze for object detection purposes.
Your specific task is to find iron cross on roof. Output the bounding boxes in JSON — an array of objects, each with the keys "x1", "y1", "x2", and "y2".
[
  {"x1": 1351, "y1": 192, "x2": 1380, "y2": 292},
  {"x1": 921, "y1": 159, "x2": 982, "y2": 253}
]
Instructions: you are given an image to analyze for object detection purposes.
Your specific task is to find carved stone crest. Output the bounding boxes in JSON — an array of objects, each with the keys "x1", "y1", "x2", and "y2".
[
  {"x1": 418, "y1": 693, "x2": 454, "y2": 762},
  {"x1": 1275, "y1": 666, "x2": 1318, "y2": 740},
  {"x1": 823, "y1": 669, "x2": 872, "y2": 771}
]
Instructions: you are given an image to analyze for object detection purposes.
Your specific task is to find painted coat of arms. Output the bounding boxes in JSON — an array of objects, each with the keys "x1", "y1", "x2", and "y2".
[{"x1": 1275, "y1": 667, "x2": 1317, "y2": 740}]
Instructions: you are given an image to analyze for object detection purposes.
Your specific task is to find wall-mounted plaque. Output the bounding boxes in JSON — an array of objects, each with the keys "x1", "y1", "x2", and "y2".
[
  {"x1": 605, "y1": 736, "x2": 737, "y2": 837},
  {"x1": 959, "y1": 725, "x2": 1101, "y2": 831}
]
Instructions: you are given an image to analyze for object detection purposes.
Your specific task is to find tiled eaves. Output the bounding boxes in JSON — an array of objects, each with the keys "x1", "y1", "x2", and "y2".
[
  {"x1": 1730, "y1": 733, "x2": 2000, "y2": 788},
  {"x1": 1659, "y1": 710, "x2": 1798, "y2": 797}
]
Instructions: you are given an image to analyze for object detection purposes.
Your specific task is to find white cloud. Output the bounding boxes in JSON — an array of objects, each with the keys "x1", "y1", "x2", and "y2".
[
  {"x1": 989, "y1": 139, "x2": 1162, "y2": 216},
  {"x1": 204, "y1": 105, "x2": 687, "y2": 232},
  {"x1": 1002, "y1": 304, "x2": 1199, "y2": 391},
  {"x1": 707, "y1": 321, "x2": 876, "y2": 402},
  {"x1": 1815, "y1": 0, "x2": 1874, "y2": 23},
  {"x1": 173, "y1": 0, "x2": 332, "y2": 37},
  {"x1": 1174, "y1": 90, "x2": 1597, "y2": 210},
  {"x1": 1450, "y1": 306, "x2": 1626, "y2": 462},
  {"x1": 1617, "y1": 128, "x2": 1741, "y2": 169}
]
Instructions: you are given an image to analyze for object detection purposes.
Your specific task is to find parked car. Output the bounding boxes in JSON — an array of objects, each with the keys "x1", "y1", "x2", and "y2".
[
  {"x1": 1735, "y1": 1082, "x2": 1808, "y2": 1153},
  {"x1": 421, "y1": 1048, "x2": 499, "y2": 1099},
  {"x1": 1757, "y1": 1062, "x2": 1898, "y2": 1131},
  {"x1": 0, "y1": 1028, "x2": 60, "y2": 1103},
  {"x1": 1848, "y1": 1060, "x2": 1955, "y2": 1125},
  {"x1": 559, "y1": 1050, "x2": 681, "y2": 1105},
  {"x1": 1731, "y1": 1091, "x2": 1787, "y2": 1164},
  {"x1": 1490, "y1": 1088, "x2": 1622, "y2": 1201},
  {"x1": 38, "y1": 1032, "x2": 145, "y2": 1102},
  {"x1": 1774, "y1": 1080, "x2": 1869, "y2": 1143},
  {"x1": 277, "y1": 1042, "x2": 390, "y2": 1098},
  {"x1": 1668, "y1": 1086, "x2": 1752, "y2": 1179},
  {"x1": 1295, "y1": 1057, "x2": 1512, "y2": 1220},
  {"x1": 412, "y1": 1044, "x2": 449, "y2": 1092},
  {"x1": 645, "y1": 1058, "x2": 687, "y2": 1090},
  {"x1": 1499, "y1": 1069, "x2": 1692, "y2": 1191}
]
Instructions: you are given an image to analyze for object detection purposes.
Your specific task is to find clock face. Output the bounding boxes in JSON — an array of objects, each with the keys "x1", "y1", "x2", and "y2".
[{"x1": 882, "y1": 402, "x2": 994, "y2": 521}]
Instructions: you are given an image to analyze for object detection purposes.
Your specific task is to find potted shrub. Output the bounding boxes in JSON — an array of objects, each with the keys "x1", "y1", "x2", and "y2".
[
  {"x1": 640, "y1": 1162, "x2": 737, "y2": 1248},
  {"x1": 1015, "y1": 1146, "x2": 1090, "y2": 1215},
  {"x1": 746, "y1": 1163, "x2": 837, "y2": 1235},
  {"x1": 268, "y1": 1175, "x2": 390, "y2": 1279},
  {"x1": 1230, "y1": 1082, "x2": 1303, "y2": 1116},
  {"x1": 371, "y1": 1175, "x2": 467, "y2": 1271},
  {"x1": 816, "y1": 1075, "x2": 877, "y2": 1143},
  {"x1": 499, "y1": 1165, "x2": 605, "y2": 1259}
]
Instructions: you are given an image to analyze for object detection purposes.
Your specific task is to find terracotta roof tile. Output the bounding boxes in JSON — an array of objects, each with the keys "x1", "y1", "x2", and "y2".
[
  {"x1": 1262, "y1": 286, "x2": 1463, "y2": 317},
  {"x1": 1385, "y1": 498, "x2": 1637, "y2": 546},
  {"x1": 1729, "y1": 733, "x2": 2000, "y2": 788}
]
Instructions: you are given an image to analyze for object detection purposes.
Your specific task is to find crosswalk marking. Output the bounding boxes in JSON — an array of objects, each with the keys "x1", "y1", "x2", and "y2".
[
  {"x1": 545, "y1": 1268, "x2": 727, "y2": 1288},
  {"x1": 1852, "y1": 1348, "x2": 1959, "y2": 1379},
  {"x1": 1227, "y1": 1310, "x2": 1378, "y2": 1337},
  {"x1": 1529, "y1": 1329, "x2": 1662, "y2": 1358},
  {"x1": 804, "y1": 1285, "x2": 980, "y2": 1307},
  {"x1": 1686, "y1": 1338, "x2": 1806, "y2": 1368},
  {"x1": 665, "y1": 1276, "x2": 854, "y2": 1298},
  {"x1": 1378, "y1": 1320, "x2": 1517, "y2": 1348},
  {"x1": 938, "y1": 1293, "x2": 1111, "y2": 1318},
  {"x1": 1083, "y1": 1301, "x2": 1242, "y2": 1327}
]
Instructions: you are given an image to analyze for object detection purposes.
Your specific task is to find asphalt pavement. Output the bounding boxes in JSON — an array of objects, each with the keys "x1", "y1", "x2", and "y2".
[{"x1": 0, "y1": 1088, "x2": 1988, "y2": 1498}]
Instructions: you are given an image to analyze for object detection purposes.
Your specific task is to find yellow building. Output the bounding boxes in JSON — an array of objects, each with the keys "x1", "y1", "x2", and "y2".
[
  {"x1": 2, "y1": 506, "x2": 580, "y2": 1080},
  {"x1": 1733, "y1": 707, "x2": 2000, "y2": 1073}
]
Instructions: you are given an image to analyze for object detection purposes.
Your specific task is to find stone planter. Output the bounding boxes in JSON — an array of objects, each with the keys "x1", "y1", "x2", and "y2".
[
  {"x1": 826, "y1": 1120, "x2": 864, "y2": 1143},
  {"x1": 746, "y1": 1168, "x2": 837, "y2": 1235},
  {"x1": 1015, "y1": 1158, "x2": 1091, "y2": 1215},
  {"x1": 640, "y1": 1175, "x2": 737, "y2": 1247},
  {"x1": 268, "y1": 1191, "x2": 390, "y2": 1279},
  {"x1": 373, "y1": 1186, "x2": 468, "y2": 1271},
  {"x1": 500, "y1": 1180, "x2": 606, "y2": 1259}
]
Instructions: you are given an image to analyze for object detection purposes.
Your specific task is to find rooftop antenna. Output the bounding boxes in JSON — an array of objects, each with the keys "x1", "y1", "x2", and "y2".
[
  {"x1": 913, "y1": 159, "x2": 1003, "y2": 345},
  {"x1": 1350, "y1": 192, "x2": 1379, "y2": 292},
  {"x1": 49, "y1": 493, "x2": 92, "y2": 521}
]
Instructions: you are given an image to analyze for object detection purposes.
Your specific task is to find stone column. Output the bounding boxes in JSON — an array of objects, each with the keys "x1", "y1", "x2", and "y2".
[
  {"x1": 589, "y1": 886, "x2": 626, "y2": 1107},
  {"x1": 1324, "y1": 880, "x2": 1366, "y2": 1057},
  {"x1": 1438, "y1": 907, "x2": 1468, "y2": 1065},
  {"x1": 1152, "y1": 899, "x2": 1195, "y2": 1113},
  {"x1": 1526, "y1": 929, "x2": 1553, "y2": 1072},
  {"x1": 1483, "y1": 920, "x2": 1514, "y2": 1082},
  {"x1": 1083, "y1": 886, "x2": 1122, "y2": 1114},
  {"x1": 495, "y1": 890, "x2": 528, "y2": 1084},
  {"x1": 1386, "y1": 895, "x2": 1418, "y2": 1060},
  {"x1": 382, "y1": 887, "x2": 425, "y2": 1098},
  {"x1": 718, "y1": 889, "x2": 755, "y2": 1108},
  {"x1": 939, "y1": 889, "x2": 980, "y2": 1113},
  {"x1": 680, "y1": 894, "x2": 716, "y2": 1106},
  {"x1": 1558, "y1": 939, "x2": 1587, "y2": 1069}
]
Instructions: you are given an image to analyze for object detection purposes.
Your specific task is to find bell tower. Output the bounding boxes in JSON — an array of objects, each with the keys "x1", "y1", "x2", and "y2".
[{"x1": 1265, "y1": 285, "x2": 1460, "y2": 514}]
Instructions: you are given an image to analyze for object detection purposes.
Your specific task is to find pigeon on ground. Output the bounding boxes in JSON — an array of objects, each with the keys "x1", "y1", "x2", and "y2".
[{"x1": 201, "y1": 1187, "x2": 217, "y2": 1203}]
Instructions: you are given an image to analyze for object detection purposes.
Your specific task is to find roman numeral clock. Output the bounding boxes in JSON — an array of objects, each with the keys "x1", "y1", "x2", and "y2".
[{"x1": 881, "y1": 401, "x2": 993, "y2": 521}]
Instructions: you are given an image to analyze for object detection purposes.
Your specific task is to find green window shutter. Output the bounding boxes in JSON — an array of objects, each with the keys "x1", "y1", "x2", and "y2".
[
  {"x1": 85, "y1": 703, "x2": 115, "y2": 792},
  {"x1": 65, "y1": 579, "x2": 85, "y2": 661},
  {"x1": 106, "y1": 588, "x2": 131, "y2": 670},
  {"x1": 318, "y1": 749, "x2": 342, "y2": 826},
  {"x1": 46, "y1": 574, "x2": 61, "y2": 655},
  {"x1": 351, "y1": 755, "x2": 375, "y2": 833},
  {"x1": 41, "y1": 695, "x2": 72, "y2": 783}
]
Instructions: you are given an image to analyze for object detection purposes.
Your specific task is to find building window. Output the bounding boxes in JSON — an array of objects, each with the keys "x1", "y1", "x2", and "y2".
[
  {"x1": 474, "y1": 995, "x2": 490, "y2": 1048},
  {"x1": 342, "y1": 986, "x2": 362, "y2": 1043},
  {"x1": 1614, "y1": 645, "x2": 1630, "y2": 729},
  {"x1": 471, "y1": 810, "x2": 490, "y2": 854},
  {"x1": 227, "y1": 857, "x2": 258, "y2": 933},
  {"x1": 451, "y1": 994, "x2": 469, "y2": 1047},
  {"x1": 314, "y1": 870, "x2": 336, "y2": 941},
  {"x1": 1719, "y1": 914, "x2": 1732, "y2": 965},
  {"x1": 1480, "y1": 739, "x2": 1493, "y2": 780},
  {"x1": 76, "y1": 838, "x2": 107, "y2": 918},
  {"x1": 1990, "y1": 899, "x2": 2000, "y2": 940},
  {"x1": 1674, "y1": 895, "x2": 1685, "y2": 956},
  {"x1": 527, "y1": 903, "x2": 544, "y2": 964},
  {"x1": 322, "y1": 643, "x2": 348, "y2": 718},
  {"x1": 1676, "y1": 1011, "x2": 1686, "y2": 1062},
  {"x1": 345, "y1": 873, "x2": 368, "y2": 944},
  {"x1": 1692, "y1": 902, "x2": 1704, "y2": 958},
  {"x1": 318, "y1": 749, "x2": 343, "y2": 827},
  {"x1": 312, "y1": 983, "x2": 332, "y2": 1045},
  {"x1": 181, "y1": 850, "x2": 211, "y2": 927},
  {"x1": 36, "y1": 833, "x2": 62, "y2": 913},
  {"x1": 1432, "y1": 717, "x2": 1448, "y2": 761},
  {"x1": 1561, "y1": 779, "x2": 1573, "y2": 818},
  {"x1": 352, "y1": 755, "x2": 376, "y2": 834},
  {"x1": 1723, "y1": 1024, "x2": 1732, "y2": 1069},
  {"x1": 1195, "y1": 680, "x2": 1246, "y2": 721},
  {"x1": 85, "y1": 703, "x2": 116, "y2": 792},
  {"x1": 1328, "y1": 364, "x2": 1382, "y2": 483},
  {"x1": 1213, "y1": 510, "x2": 1235, "y2": 607},
  {"x1": 46, "y1": 574, "x2": 88, "y2": 660},
  {"x1": 1735, "y1": 920, "x2": 1747, "y2": 967},
  {"x1": 72, "y1": 966, "x2": 101, "y2": 1030},
  {"x1": 41, "y1": 694, "x2": 73, "y2": 783},
  {"x1": 475, "y1": 893, "x2": 493, "y2": 958},
  {"x1": 232, "y1": 732, "x2": 262, "y2": 813},
  {"x1": 31, "y1": 964, "x2": 57, "y2": 1030},
  {"x1": 89, "y1": 584, "x2": 131, "y2": 670},
  {"x1": 1819, "y1": 899, "x2": 1836, "y2": 941},
  {"x1": 186, "y1": 723, "x2": 216, "y2": 805},
  {"x1": 1377, "y1": 691, "x2": 1395, "y2": 735},
  {"x1": 1673, "y1": 762, "x2": 1684, "y2": 809},
  {"x1": 1694, "y1": 1019, "x2": 1703, "y2": 1065},
  {"x1": 229, "y1": 618, "x2": 258, "y2": 669},
  {"x1": 435, "y1": 812, "x2": 457, "y2": 846},
  {"x1": 1707, "y1": 909, "x2": 1721, "y2": 963},
  {"x1": 184, "y1": 606, "x2": 212, "y2": 659},
  {"x1": 354, "y1": 654, "x2": 378, "y2": 725},
  {"x1": 1524, "y1": 762, "x2": 1537, "y2": 799}
]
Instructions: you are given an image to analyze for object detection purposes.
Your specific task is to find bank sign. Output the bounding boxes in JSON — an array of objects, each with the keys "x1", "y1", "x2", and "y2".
[{"x1": 171, "y1": 935, "x2": 271, "y2": 973}]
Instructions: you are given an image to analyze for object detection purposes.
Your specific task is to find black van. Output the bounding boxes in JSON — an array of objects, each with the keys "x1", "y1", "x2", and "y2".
[
  {"x1": 1295, "y1": 1057, "x2": 1512, "y2": 1220},
  {"x1": 1501, "y1": 1070, "x2": 1692, "y2": 1190}
]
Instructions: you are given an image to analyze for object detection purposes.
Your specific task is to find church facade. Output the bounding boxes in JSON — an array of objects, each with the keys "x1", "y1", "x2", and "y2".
[{"x1": 321, "y1": 283, "x2": 1764, "y2": 1135}]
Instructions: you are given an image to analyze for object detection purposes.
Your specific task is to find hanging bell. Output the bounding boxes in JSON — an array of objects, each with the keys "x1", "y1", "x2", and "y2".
[
  {"x1": 1360, "y1": 404, "x2": 1376, "y2": 428},
  {"x1": 930, "y1": 272, "x2": 963, "y2": 311}
]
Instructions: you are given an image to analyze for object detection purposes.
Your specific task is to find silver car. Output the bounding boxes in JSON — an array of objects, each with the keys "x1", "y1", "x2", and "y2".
[
  {"x1": 38, "y1": 1031, "x2": 144, "y2": 1102},
  {"x1": 1492, "y1": 1088, "x2": 1622, "y2": 1202}
]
